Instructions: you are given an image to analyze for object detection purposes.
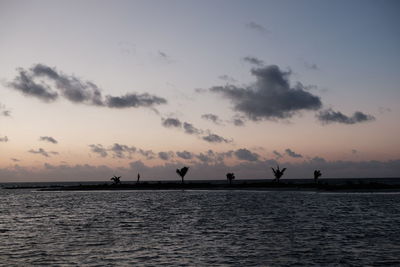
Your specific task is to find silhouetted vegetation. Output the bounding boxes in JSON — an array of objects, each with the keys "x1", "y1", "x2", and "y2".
[
  {"x1": 226, "y1": 173, "x2": 235, "y2": 185},
  {"x1": 137, "y1": 173, "x2": 140, "y2": 183},
  {"x1": 110, "y1": 175, "x2": 121, "y2": 185},
  {"x1": 176, "y1": 167, "x2": 189, "y2": 184},
  {"x1": 314, "y1": 170, "x2": 322, "y2": 183},
  {"x1": 271, "y1": 165, "x2": 286, "y2": 183}
]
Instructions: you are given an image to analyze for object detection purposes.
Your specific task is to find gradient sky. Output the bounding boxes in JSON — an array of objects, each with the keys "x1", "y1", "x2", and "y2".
[{"x1": 1, "y1": 0, "x2": 399, "y2": 181}]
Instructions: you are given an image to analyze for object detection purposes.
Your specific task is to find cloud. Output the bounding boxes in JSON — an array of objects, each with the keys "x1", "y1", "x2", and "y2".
[
  {"x1": 90, "y1": 143, "x2": 155, "y2": 160},
  {"x1": 273, "y1": 150, "x2": 283, "y2": 159},
  {"x1": 110, "y1": 143, "x2": 136, "y2": 159},
  {"x1": 176, "y1": 151, "x2": 193, "y2": 160},
  {"x1": 89, "y1": 144, "x2": 108, "y2": 157},
  {"x1": 158, "y1": 151, "x2": 174, "y2": 161},
  {"x1": 137, "y1": 149, "x2": 156, "y2": 160},
  {"x1": 234, "y1": 148, "x2": 260, "y2": 162},
  {"x1": 0, "y1": 103, "x2": 11, "y2": 117},
  {"x1": 218, "y1": 75, "x2": 236, "y2": 83},
  {"x1": 0, "y1": 136, "x2": 8, "y2": 142},
  {"x1": 246, "y1": 21, "x2": 268, "y2": 33},
  {"x1": 105, "y1": 93, "x2": 166, "y2": 108},
  {"x1": 162, "y1": 118, "x2": 231, "y2": 144},
  {"x1": 162, "y1": 117, "x2": 182, "y2": 128},
  {"x1": 158, "y1": 50, "x2": 173, "y2": 63},
  {"x1": 285, "y1": 148, "x2": 303, "y2": 158},
  {"x1": 243, "y1": 56, "x2": 264, "y2": 66},
  {"x1": 352, "y1": 149, "x2": 358, "y2": 154},
  {"x1": 28, "y1": 148, "x2": 58, "y2": 157},
  {"x1": 7, "y1": 64, "x2": 167, "y2": 109},
  {"x1": 304, "y1": 61, "x2": 319, "y2": 70},
  {"x1": 201, "y1": 113, "x2": 223, "y2": 125},
  {"x1": 233, "y1": 118, "x2": 245, "y2": 126},
  {"x1": 11, "y1": 158, "x2": 20, "y2": 162},
  {"x1": 209, "y1": 65, "x2": 322, "y2": 120},
  {"x1": 202, "y1": 133, "x2": 230, "y2": 143},
  {"x1": 317, "y1": 109, "x2": 375, "y2": 124},
  {"x1": 39, "y1": 136, "x2": 58, "y2": 144},
  {"x1": 183, "y1": 122, "x2": 203, "y2": 135}
]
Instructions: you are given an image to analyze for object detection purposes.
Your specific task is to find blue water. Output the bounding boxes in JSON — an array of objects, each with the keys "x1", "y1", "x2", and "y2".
[{"x1": 1, "y1": 189, "x2": 400, "y2": 266}]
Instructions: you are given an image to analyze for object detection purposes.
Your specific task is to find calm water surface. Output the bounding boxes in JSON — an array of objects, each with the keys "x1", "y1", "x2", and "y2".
[{"x1": 1, "y1": 189, "x2": 400, "y2": 266}]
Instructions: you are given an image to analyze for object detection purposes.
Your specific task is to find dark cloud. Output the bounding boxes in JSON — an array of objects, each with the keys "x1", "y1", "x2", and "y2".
[
  {"x1": 39, "y1": 136, "x2": 58, "y2": 144},
  {"x1": 273, "y1": 150, "x2": 283, "y2": 159},
  {"x1": 243, "y1": 56, "x2": 264, "y2": 67},
  {"x1": 317, "y1": 109, "x2": 375, "y2": 124},
  {"x1": 105, "y1": 93, "x2": 166, "y2": 108},
  {"x1": 176, "y1": 151, "x2": 193, "y2": 160},
  {"x1": 0, "y1": 136, "x2": 8, "y2": 142},
  {"x1": 234, "y1": 148, "x2": 259, "y2": 162},
  {"x1": 352, "y1": 149, "x2": 358, "y2": 154},
  {"x1": 285, "y1": 148, "x2": 303, "y2": 158},
  {"x1": 158, "y1": 151, "x2": 174, "y2": 161},
  {"x1": 110, "y1": 143, "x2": 136, "y2": 159},
  {"x1": 246, "y1": 21, "x2": 268, "y2": 33},
  {"x1": 28, "y1": 148, "x2": 58, "y2": 157},
  {"x1": 162, "y1": 118, "x2": 182, "y2": 128},
  {"x1": 161, "y1": 118, "x2": 231, "y2": 144},
  {"x1": 89, "y1": 144, "x2": 108, "y2": 157},
  {"x1": 11, "y1": 158, "x2": 20, "y2": 162},
  {"x1": 8, "y1": 64, "x2": 167, "y2": 109},
  {"x1": 202, "y1": 134, "x2": 229, "y2": 143},
  {"x1": 201, "y1": 113, "x2": 223, "y2": 125},
  {"x1": 8, "y1": 67, "x2": 58, "y2": 101},
  {"x1": 210, "y1": 65, "x2": 322, "y2": 120},
  {"x1": 183, "y1": 122, "x2": 203, "y2": 135}
]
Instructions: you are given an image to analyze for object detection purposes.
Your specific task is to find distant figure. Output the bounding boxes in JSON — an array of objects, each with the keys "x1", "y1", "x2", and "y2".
[
  {"x1": 271, "y1": 165, "x2": 286, "y2": 183},
  {"x1": 110, "y1": 175, "x2": 121, "y2": 185},
  {"x1": 176, "y1": 167, "x2": 189, "y2": 184},
  {"x1": 226, "y1": 173, "x2": 235, "y2": 185},
  {"x1": 137, "y1": 173, "x2": 140, "y2": 183},
  {"x1": 314, "y1": 170, "x2": 322, "y2": 183}
]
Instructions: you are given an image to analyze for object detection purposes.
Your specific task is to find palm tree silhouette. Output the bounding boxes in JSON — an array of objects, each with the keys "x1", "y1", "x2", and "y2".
[
  {"x1": 226, "y1": 173, "x2": 235, "y2": 185},
  {"x1": 176, "y1": 167, "x2": 189, "y2": 184},
  {"x1": 110, "y1": 175, "x2": 121, "y2": 185},
  {"x1": 314, "y1": 170, "x2": 322, "y2": 183},
  {"x1": 271, "y1": 165, "x2": 286, "y2": 183}
]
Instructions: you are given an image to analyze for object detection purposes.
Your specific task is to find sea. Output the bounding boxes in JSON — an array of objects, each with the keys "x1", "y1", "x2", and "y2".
[{"x1": 1, "y1": 182, "x2": 400, "y2": 266}]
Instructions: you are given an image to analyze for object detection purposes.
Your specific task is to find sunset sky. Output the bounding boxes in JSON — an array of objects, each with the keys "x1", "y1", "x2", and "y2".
[{"x1": 1, "y1": 0, "x2": 399, "y2": 181}]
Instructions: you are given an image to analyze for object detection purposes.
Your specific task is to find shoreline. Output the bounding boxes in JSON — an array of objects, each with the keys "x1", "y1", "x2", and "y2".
[{"x1": 3, "y1": 181, "x2": 400, "y2": 192}]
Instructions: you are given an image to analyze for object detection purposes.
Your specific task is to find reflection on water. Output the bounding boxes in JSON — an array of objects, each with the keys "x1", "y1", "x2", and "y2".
[{"x1": 1, "y1": 190, "x2": 400, "y2": 266}]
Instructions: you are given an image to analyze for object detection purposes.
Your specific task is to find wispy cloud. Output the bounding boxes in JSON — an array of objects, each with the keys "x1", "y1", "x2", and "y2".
[
  {"x1": 243, "y1": 56, "x2": 264, "y2": 67},
  {"x1": 317, "y1": 109, "x2": 375, "y2": 124},
  {"x1": 39, "y1": 136, "x2": 58, "y2": 144},
  {"x1": 28, "y1": 148, "x2": 59, "y2": 157},
  {"x1": 246, "y1": 21, "x2": 268, "y2": 34},
  {"x1": 285, "y1": 148, "x2": 303, "y2": 158}
]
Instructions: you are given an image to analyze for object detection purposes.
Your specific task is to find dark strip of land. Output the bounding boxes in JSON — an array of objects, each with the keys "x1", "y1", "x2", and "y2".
[{"x1": 3, "y1": 181, "x2": 400, "y2": 192}]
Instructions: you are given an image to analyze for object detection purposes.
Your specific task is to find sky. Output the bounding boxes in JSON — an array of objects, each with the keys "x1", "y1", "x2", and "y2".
[{"x1": 0, "y1": 0, "x2": 399, "y2": 182}]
